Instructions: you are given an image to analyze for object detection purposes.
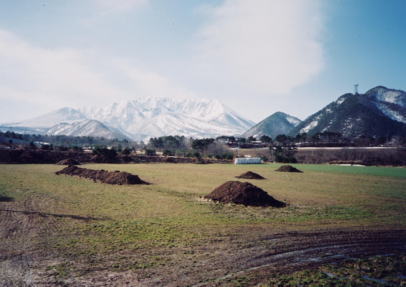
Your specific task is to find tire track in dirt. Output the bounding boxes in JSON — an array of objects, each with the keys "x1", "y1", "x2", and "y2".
[
  {"x1": 189, "y1": 230, "x2": 406, "y2": 287},
  {"x1": 0, "y1": 199, "x2": 42, "y2": 286},
  {"x1": 1, "y1": 194, "x2": 405, "y2": 287},
  {"x1": 0, "y1": 196, "x2": 75, "y2": 286}
]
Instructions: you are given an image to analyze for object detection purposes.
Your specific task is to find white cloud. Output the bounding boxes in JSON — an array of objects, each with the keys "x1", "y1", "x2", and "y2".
[
  {"x1": 0, "y1": 29, "x2": 195, "y2": 121},
  {"x1": 113, "y1": 60, "x2": 200, "y2": 100},
  {"x1": 0, "y1": 0, "x2": 325, "y2": 123},
  {"x1": 0, "y1": 29, "x2": 122, "y2": 109},
  {"x1": 195, "y1": 0, "x2": 324, "y2": 94},
  {"x1": 91, "y1": 0, "x2": 149, "y2": 14}
]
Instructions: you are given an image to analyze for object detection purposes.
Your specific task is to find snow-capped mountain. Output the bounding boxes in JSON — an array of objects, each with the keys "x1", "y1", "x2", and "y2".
[
  {"x1": 2, "y1": 97, "x2": 254, "y2": 140},
  {"x1": 290, "y1": 86, "x2": 406, "y2": 137},
  {"x1": 365, "y1": 86, "x2": 406, "y2": 123},
  {"x1": 5, "y1": 107, "x2": 87, "y2": 128},
  {"x1": 46, "y1": 120, "x2": 128, "y2": 139},
  {"x1": 79, "y1": 97, "x2": 254, "y2": 140},
  {"x1": 242, "y1": 112, "x2": 301, "y2": 138},
  {"x1": 2, "y1": 107, "x2": 128, "y2": 139}
]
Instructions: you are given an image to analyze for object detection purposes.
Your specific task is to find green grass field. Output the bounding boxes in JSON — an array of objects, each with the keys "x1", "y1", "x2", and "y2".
[{"x1": 0, "y1": 163, "x2": 405, "y2": 284}]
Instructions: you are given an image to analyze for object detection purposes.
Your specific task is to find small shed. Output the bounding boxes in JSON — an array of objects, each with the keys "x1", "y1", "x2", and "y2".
[{"x1": 234, "y1": 157, "x2": 263, "y2": 165}]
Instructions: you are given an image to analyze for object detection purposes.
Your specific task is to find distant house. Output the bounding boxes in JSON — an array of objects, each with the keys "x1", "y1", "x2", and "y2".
[
  {"x1": 0, "y1": 144, "x2": 11, "y2": 150},
  {"x1": 234, "y1": 157, "x2": 263, "y2": 164},
  {"x1": 34, "y1": 141, "x2": 50, "y2": 147}
]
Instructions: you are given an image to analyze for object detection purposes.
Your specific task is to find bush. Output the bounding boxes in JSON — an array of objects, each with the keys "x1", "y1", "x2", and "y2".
[
  {"x1": 121, "y1": 148, "x2": 131, "y2": 155},
  {"x1": 41, "y1": 144, "x2": 53, "y2": 150},
  {"x1": 271, "y1": 145, "x2": 297, "y2": 163},
  {"x1": 214, "y1": 153, "x2": 234, "y2": 160},
  {"x1": 93, "y1": 147, "x2": 118, "y2": 161},
  {"x1": 163, "y1": 149, "x2": 175, "y2": 156},
  {"x1": 193, "y1": 151, "x2": 201, "y2": 159},
  {"x1": 144, "y1": 149, "x2": 156, "y2": 156},
  {"x1": 71, "y1": 146, "x2": 83, "y2": 152},
  {"x1": 56, "y1": 146, "x2": 68, "y2": 151}
]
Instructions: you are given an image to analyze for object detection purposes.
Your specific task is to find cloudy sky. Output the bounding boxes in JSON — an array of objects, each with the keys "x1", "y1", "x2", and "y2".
[{"x1": 0, "y1": 0, "x2": 405, "y2": 123}]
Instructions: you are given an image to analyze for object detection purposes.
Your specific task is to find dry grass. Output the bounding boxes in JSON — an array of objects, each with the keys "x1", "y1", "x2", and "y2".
[{"x1": 0, "y1": 163, "x2": 405, "y2": 278}]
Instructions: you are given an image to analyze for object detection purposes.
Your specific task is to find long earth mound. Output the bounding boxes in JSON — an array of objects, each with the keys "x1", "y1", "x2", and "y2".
[
  {"x1": 236, "y1": 171, "x2": 265, "y2": 179},
  {"x1": 205, "y1": 181, "x2": 285, "y2": 207},
  {"x1": 55, "y1": 166, "x2": 149, "y2": 185},
  {"x1": 275, "y1": 165, "x2": 303, "y2": 173}
]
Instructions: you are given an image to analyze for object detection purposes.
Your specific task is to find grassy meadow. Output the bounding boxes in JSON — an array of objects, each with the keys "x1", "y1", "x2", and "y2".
[{"x1": 0, "y1": 163, "x2": 405, "y2": 281}]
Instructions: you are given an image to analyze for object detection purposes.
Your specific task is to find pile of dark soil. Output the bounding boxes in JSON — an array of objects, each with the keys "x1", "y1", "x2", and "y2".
[
  {"x1": 236, "y1": 171, "x2": 265, "y2": 179},
  {"x1": 275, "y1": 165, "x2": 303, "y2": 173},
  {"x1": 55, "y1": 166, "x2": 149, "y2": 185},
  {"x1": 204, "y1": 181, "x2": 285, "y2": 207},
  {"x1": 56, "y1": 158, "x2": 81, "y2": 165}
]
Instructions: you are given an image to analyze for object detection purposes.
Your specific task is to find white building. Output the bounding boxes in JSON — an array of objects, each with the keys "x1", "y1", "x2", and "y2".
[{"x1": 234, "y1": 157, "x2": 263, "y2": 164}]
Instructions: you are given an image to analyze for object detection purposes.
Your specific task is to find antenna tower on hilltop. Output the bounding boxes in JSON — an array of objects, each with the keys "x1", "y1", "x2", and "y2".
[{"x1": 354, "y1": 84, "x2": 359, "y2": 94}]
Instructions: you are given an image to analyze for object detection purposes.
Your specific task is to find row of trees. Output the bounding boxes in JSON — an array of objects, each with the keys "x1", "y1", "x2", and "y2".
[
  {"x1": 3, "y1": 130, "x2": 405, "y2": 164},
  {"x1": 147, "y1": 136, "x2": 233, "y2": 159},
  {"x1": 238, "y1": 132, "x2": 406, "y2": 147},
  {"x1": 0, "y1": 131, "x2": 135, "y2": 149}
]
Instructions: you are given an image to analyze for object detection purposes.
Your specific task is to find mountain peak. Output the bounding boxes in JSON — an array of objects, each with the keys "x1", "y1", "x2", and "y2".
[
  {"x1": 10, "y1": 96, "x2": 253, "y2": 140},
  {"x1": 291, "y1": 86, "x2": 406, "y2": 137},
  {"x1": 4, "y1": 107, "x2": 86, "y2": 128},
  {"x1": 273, "y1": 111, "x2": 287, "y2": 116},
  {"x1": 47, "y1": 119, "x2": 128, "y2": 139},
  {"x1": 364, "y1": 86, "x2": 406, "y2": 108},
  {"x1": 57, "y1": 107, "x2": 80, "y2": 113},
  {"x1": 365, "y1": 85, "x2": 390, "y2": 94},
  {"x1": 243, "y1": 112, "x2": 301, "y2": 138}
]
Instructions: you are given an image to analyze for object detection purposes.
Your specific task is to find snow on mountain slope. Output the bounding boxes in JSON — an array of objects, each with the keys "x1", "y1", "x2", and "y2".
[
  {"x1": 3, "y1": 97, "x2": 254, "y2": 140},
  {"x1": 373, "y1": 101, "x2": 406, "y2": 123},
  {"x1": 285, "y1": 114, "x2": 301, "y2": 126},
  {"x1": 366, "y1": 86, "x2": 406, "y2": 107},
  {"x1": 5, "y1": 107, "x2": 87, "y2": 128},
  {"x1": 291, "y1": 86, "x2": 406, "y2": 137},
  {"x1": 80, "y1": 97, "x2": 254, "y2": 140},
  {"x1": 242, "y1": 112, "x2": 301, "y2": 138},
  {"x1": 46, "y1": 120, "x2": 128, "y2": 139},
  {"x1": 365, "y1": 86, "x2": 406, "y2": 124}
]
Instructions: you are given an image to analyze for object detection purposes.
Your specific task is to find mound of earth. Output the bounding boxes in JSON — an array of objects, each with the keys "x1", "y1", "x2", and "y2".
[
  {"x1": 275, "y1": 165, "x2": 303, "y2": 173},
  {"x1": 236, "y1": 171, "x2": 265, "y2": 179},
  {"x1": 56, "y1": 158, "x2": 81, "y2": 165},
  {"x1": 204, "y1": 181, "x2": 285, "y2": 207},
  {"x1": 55, "y1": 166, "x2": 149, "y2": 185}
]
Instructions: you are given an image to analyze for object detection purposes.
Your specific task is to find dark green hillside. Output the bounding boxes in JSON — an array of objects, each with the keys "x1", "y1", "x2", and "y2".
[
  {"x1": 243, "y1": 112, "x2": 301, "y2": 138},
  {"x1": 291, "y1": 86, "x2": 406, "y2": 137}
]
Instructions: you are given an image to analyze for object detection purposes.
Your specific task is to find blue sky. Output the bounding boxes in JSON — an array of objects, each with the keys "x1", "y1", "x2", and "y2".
[{"x1": 0, "y1": 0, "x2": 405, "y2": 123}]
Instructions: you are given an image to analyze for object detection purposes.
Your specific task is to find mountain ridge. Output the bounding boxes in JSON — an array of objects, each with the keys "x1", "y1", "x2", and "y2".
[
  {"x1": 2, "y1": 86, "x2": 405, "y2": 140},
  {"x1": 242, "y1": 112, "x2": 301, "y2": 138},
  {"x1": 290, "y1": 86, "x2": 406, "y2": 137},
  {"x1": 2, "y1": 97, "x2": 254, "y2": 140}
]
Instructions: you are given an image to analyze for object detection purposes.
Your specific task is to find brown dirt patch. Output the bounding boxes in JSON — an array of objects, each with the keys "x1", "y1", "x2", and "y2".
[
  {"x1": 55, "y1": 166, "x2": 149, "y2": 185},
  {"x1": 236, "y1": 171, "x2": 265, "y2": 180},
  {"x1": 56, "y1": 158, "x2": 81, "y2": 165},
  {"x1": 204, "y1": 181, "x2": 285, "y2": 207},
  {"x1": 275, "y1": 165, "x2": 303, "y2": 173}
]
